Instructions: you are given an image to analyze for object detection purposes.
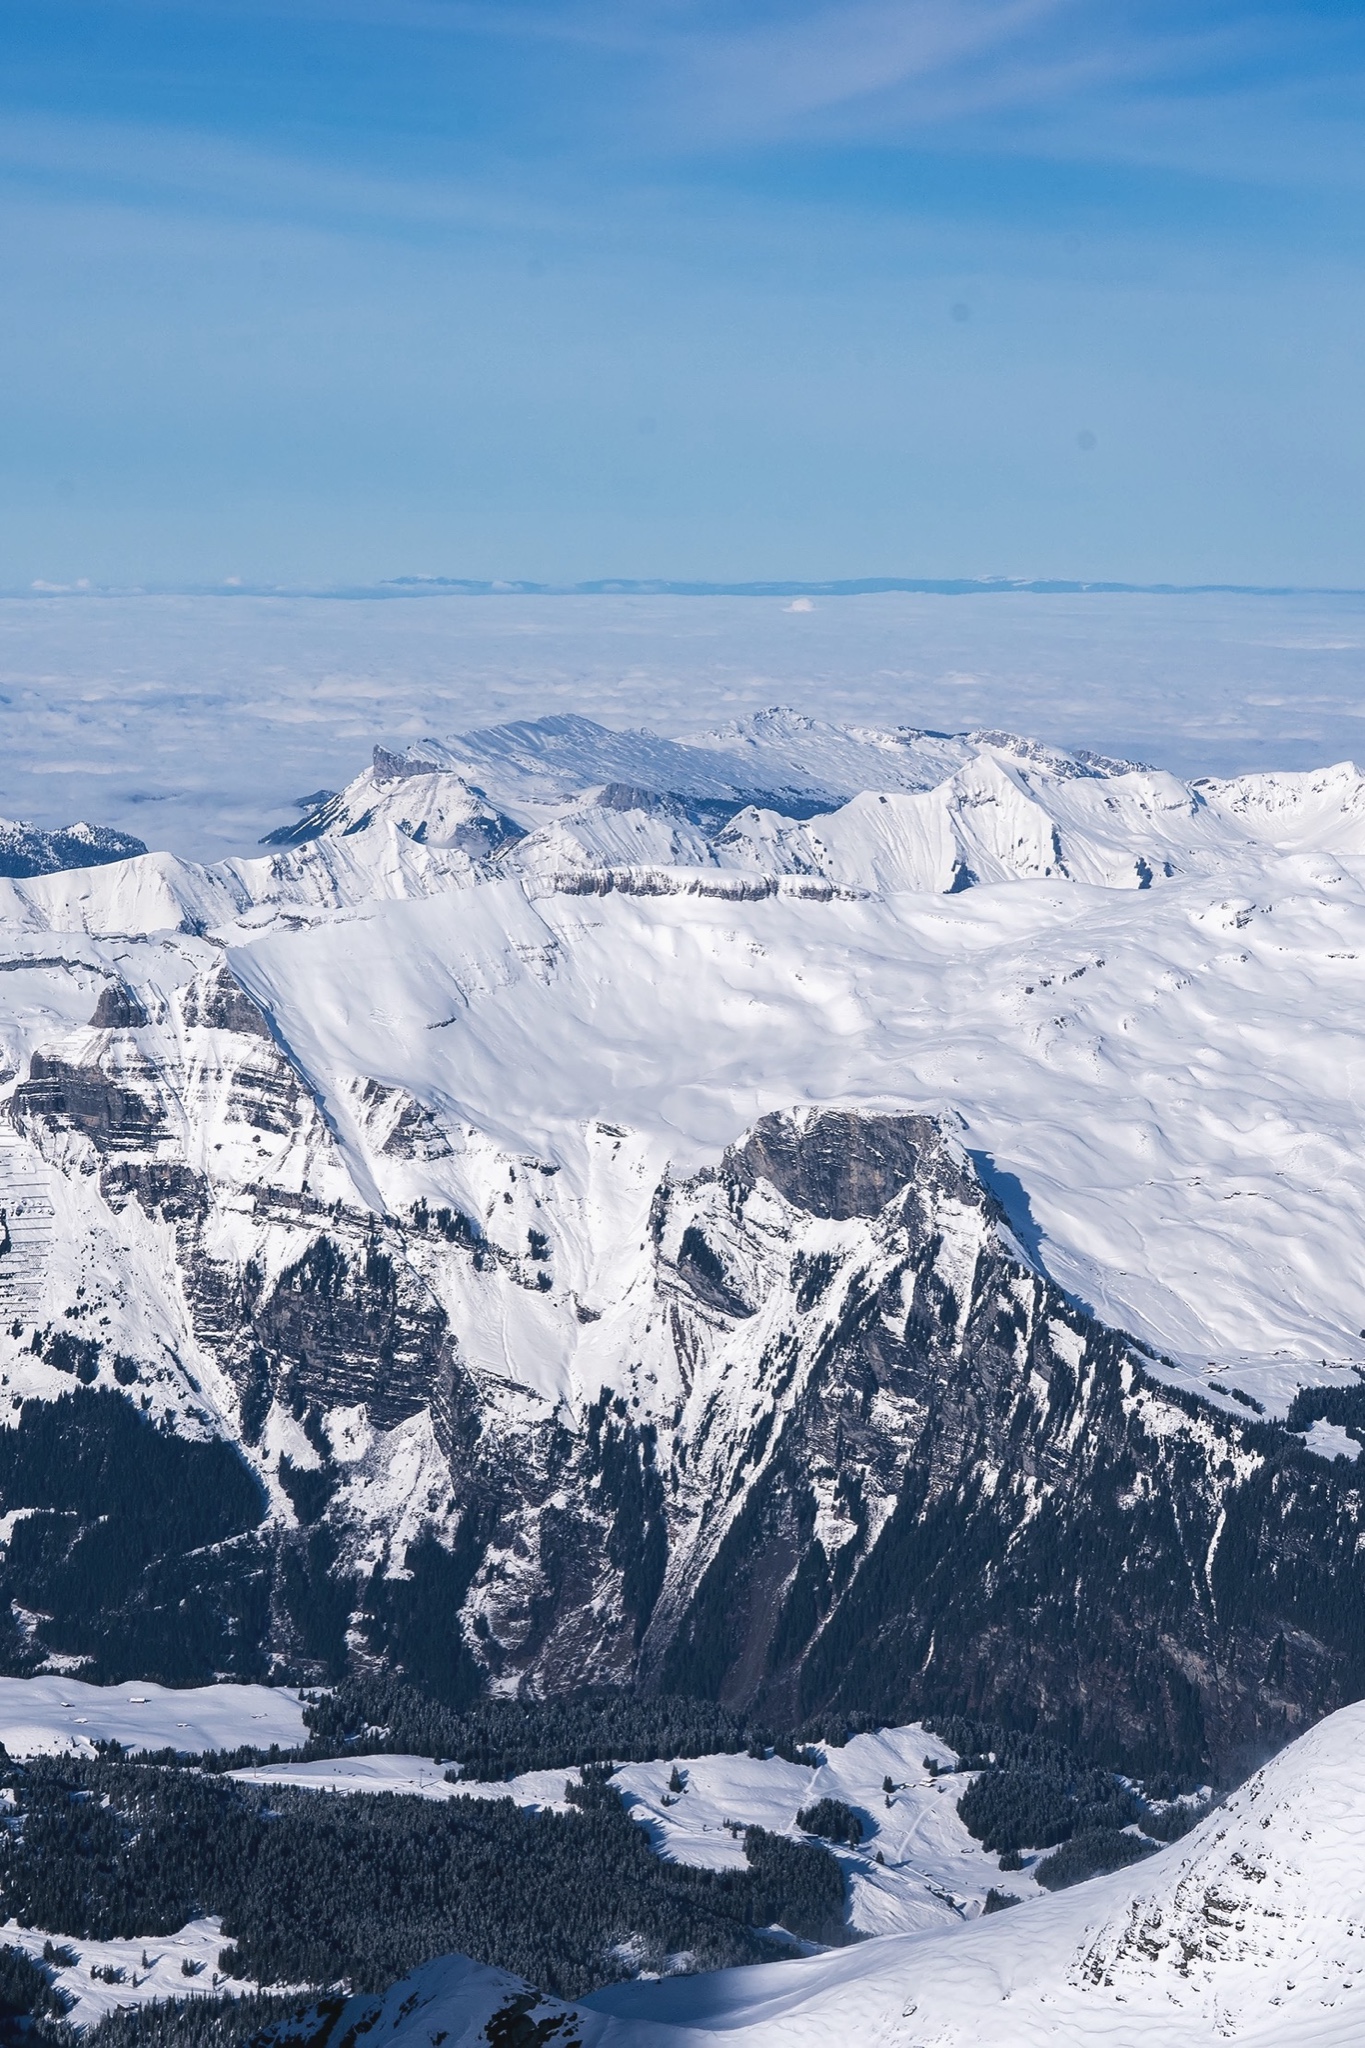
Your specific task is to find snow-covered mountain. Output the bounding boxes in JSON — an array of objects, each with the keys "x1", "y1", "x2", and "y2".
[
  {"x1": 0, "y1": 815, "x2": 146, "y2": 879},
  {"x1": 2, "y1": 710, "x2": 1365, "y2": 1770},
  {"x1": 263, "y1": 1696, "x2": 1365, "y2": 2048}
]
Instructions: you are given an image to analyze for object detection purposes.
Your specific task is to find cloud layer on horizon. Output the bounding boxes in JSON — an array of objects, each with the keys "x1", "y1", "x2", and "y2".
[{"x1": 3, "y1": 587, "x2": 1365, "y2": 861}]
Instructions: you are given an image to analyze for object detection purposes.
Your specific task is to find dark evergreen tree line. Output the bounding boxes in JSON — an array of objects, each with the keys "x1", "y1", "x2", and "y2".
[
  {"x1": 0, "y1": 1946, "x2": 71, "y2": 2025},
  {"x1": 795, "y1": 1799, "x2": 865, "y2": 1847},
  {"x1": 1034, "y1": 1829, "x2": 1157, "y2": 1890},
  {"x1": 0, "y1": 1756, "x2": 850, "y2": 2000},
  {"x1": 0, "y1": 1391, "x2": 270, "y2": 1686},
  {"x1": 72, "y1": 1993, "x2": 330, "y2": 2048},
  {"x1": 938, "y1": 1716, "x2": 1207, "y2": 1861},
  {"x1": 298, "y1": 1676, "x2": 758, "y2": 1779}
]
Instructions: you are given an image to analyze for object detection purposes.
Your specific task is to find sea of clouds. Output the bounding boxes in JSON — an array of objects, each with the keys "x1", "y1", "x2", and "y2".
[{"x1": 2, "y1": 588, "x2": 1364, "y2": 862}]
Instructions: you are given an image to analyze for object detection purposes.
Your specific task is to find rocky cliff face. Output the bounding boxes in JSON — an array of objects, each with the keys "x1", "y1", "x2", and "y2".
[{"x1": 2, "y1": 964, "x2": 1359, "y2": 1774}]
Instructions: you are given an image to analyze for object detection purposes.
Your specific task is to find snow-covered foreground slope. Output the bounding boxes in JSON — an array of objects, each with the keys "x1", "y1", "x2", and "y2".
[{"x1": 319, "y1": 1701, "x2": 1365, "y2": 2048}]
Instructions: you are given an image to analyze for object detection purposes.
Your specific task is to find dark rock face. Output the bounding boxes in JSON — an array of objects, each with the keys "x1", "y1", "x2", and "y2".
[
  {"x1": 372, "y1": 746, "x2": 443, "y2": 783},
  {"x1": 9, "y1": 1053, "x2": 164, "y2": 1150},
  {"x1": 592, "y1": 784, "x2": 683, "y2": 816},
  {"x1": 9, "y1": 1041, "x2": 1365, "y2": 1772},
  {"x1": 181, "y1": 963, "x2": 273, "y2": 1038},
  {"x1": 249, "y1": 1232, "x2": 458, "y2": 1435},
  {"x1": 89, "y1": 982, "x2": 150, "y2": 1030},
  {"x1": 100, "y1": 1158, "x2": 210, "y2": 1222},
  {"x1": 725, "y1": 1109, "x2": 950, "y2": 1220},
  {"x1": 649, "y1": 1114, "x2": 1365, "y2": 1775}
]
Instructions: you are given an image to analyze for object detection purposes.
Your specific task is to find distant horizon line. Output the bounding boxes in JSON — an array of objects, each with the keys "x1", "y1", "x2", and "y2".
[{"x1": 9, "y1": 574, "x2": 1365, "y2": 602}]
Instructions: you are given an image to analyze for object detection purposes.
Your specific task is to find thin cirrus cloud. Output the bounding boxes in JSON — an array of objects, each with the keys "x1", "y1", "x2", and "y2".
[
  {"x1": 662, "y1": 0, "x2": 1103, "y2": 139},
  {"x1": 634, "y1": 1, "x2": 1365, "y2": 195},
  {"x1": 0, "y1": 108, "x2": 564, "y2": 240},
  {"x1": 1, "y1": 0, "x2": 1363, "y2": 586}
]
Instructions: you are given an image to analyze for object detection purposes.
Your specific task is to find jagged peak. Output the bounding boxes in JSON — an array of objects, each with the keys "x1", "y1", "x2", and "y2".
[
  {"x1": 723, "y1": 1107, "x2": 973, "y2": 1222},
  {"x1": 0, "y1": 815, "x2": 147, "y2": 879}
]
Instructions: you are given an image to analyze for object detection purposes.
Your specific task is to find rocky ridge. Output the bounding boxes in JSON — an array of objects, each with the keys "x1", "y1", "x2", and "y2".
[{"x1": 1, "y1": 713, "x2": 1364, "y2": 1775}]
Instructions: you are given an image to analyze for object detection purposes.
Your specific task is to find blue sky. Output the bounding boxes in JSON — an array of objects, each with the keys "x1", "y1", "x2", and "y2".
[{"x1": 2, "y1": 1, "x2": 1364, "y2": 587}]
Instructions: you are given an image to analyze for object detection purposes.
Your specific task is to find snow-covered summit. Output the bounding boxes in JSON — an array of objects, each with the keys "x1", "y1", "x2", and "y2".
[
  {"x1": 0, "y1": 815, "x2": 147, "y2": 879},
  {"x1": 262, "y1": 747, "x2": 523, "y2": 858}
]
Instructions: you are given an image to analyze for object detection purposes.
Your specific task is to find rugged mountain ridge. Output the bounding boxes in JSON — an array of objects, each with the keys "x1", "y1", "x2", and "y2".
[
  {"x1": 4, "y1": 712, "x2": 1365, "y2": 1778},
  {"x1": 3, "y1": 1008, "x2": 1361, "y2": 1771},
  {"x1": 0, "y1": 816, "x2": 147, "y2": 879}
]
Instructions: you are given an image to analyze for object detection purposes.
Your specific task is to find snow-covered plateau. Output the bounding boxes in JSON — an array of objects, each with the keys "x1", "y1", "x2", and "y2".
[
  {"x1": 1, "y1": 710, "x2": 1364, "y2": 1771},
  {"x1": 264, "y1": 1697, "x2": 1365, "y2": 2048}
]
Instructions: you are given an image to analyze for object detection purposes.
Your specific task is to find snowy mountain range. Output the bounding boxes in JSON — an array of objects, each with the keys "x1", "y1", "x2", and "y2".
[{"x1": 2, "y1": 709, "x2": 1364, "y2": 1774}]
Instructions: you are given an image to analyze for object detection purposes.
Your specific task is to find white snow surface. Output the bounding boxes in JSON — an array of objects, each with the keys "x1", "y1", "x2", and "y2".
[
  {"x1": 612, "y1": 1726, "x2": 1025, "y2": 1936},
  {"x1": 0, "y1": 1676, "x2": 306, "y2": 1757},
  {"x1": 232, "y1": 1754, "x2": 580, "y2": 1814},
  {"x1": 1297, "y1": 1418, "x2": 1362, "y2": 1462},
  {"x1": 347, "y1": 1699, "x2": 1365, "y2": 2048},
  {"x1": 0, "y1": 1918, "x2": 300, "y2": 2028}
]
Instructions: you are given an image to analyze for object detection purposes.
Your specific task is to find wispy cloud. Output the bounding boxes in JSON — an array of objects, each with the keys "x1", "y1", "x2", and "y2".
[
  {"x1": 665, "y1": 0, "x2": 1083, "y2": 138},
  {"x1": 0, "y1": 109, "x2": 567, "y2": 239},
  {"x1": 634, "y1": 0, "x2": 1365, "y2": 182},
  {"x1": 25, "y1": 2, "x2": 1365, "y2": 193}
]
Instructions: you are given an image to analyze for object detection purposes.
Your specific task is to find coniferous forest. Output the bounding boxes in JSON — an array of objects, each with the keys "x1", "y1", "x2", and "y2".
[
  {"x1": 0, "y1": 1670, "x2": 1219, "y2": 2048},
  {"x1": 0, "y1": 1750, "x2": 849, "y2": 2003}
]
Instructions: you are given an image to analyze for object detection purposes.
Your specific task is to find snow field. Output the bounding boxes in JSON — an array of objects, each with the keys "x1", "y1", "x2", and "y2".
[
  {"x1": 1, "y1": 1918, "x2": 264, "y2": 2028},
  {"x1": 230, "y1": 855, "x2": 1365, "y2": 1371},
  {"x1": 612, "y1": 1725, "x2": 1034, "y2": 1936},
  {"x1": 0, "y1": 1676, "x2": 306, "y2": 1759},
  {"x1": 231, "y1": 1754, "x2": 580, "y2": 1814}
]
